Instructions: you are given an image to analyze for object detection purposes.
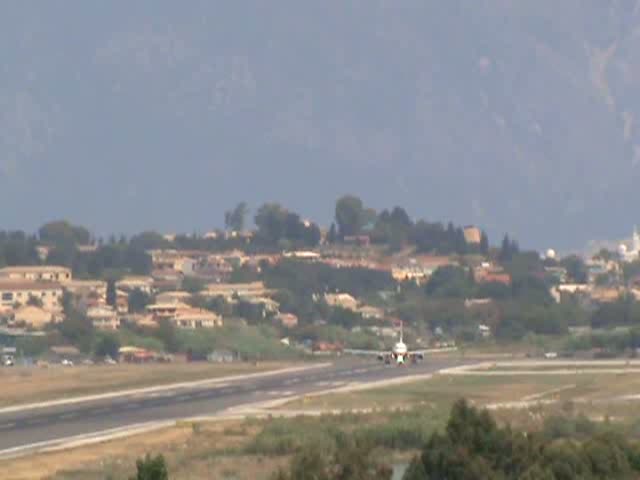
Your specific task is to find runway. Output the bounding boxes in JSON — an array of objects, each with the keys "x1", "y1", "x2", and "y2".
[{"x1": 0, "y1": 357, "x2": 466, "y2": 456}]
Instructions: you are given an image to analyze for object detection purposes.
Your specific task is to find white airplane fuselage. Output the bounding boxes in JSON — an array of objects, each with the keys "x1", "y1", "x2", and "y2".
[{"x1": 391, "y1": 341, "x2": 408, "y2": 364}]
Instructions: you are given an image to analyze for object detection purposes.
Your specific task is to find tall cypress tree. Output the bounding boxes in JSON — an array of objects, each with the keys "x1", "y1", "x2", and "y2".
[{"x1": 106, "y1": 279, "x2": 116, "y2": 307}]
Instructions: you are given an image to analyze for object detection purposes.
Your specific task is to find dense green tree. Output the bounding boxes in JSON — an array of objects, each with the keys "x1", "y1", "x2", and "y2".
[
  {"x1": 519, "y1": 464, "x2": 555, "y2": 480},
  {"x1": 371, "y1": 207, "x2": 413, "y2": 250},
  {"x1": 130, "y1": 454, "x2": 169, "y2": 480},
  {"x1": 106, "y1": 279, "x2": 117, "y2": 307},
  {"x1": 499, "y1": 234, "x2": 520, "y2": 262},
  {"x1": 475, "y1": 281, "x2": 511, "y2": 300},
  {"x1": 263, "y1": 259, "x2": 395, "y2": 301},
  {"x1": 289, "y1": 446, "x2": 329, "y2": 480},
  {"x1": 190, "y1": 295, "x2": 233, "y2": 317},
  {"x1": 129, "y1": 231, "x2": 170, "y2": 251},
  {"x1": 594, "y1": 248, "x2": 616, "y2": 262},
  {"x1": 57, "y1": 311, "x2": 95, "y2": 353},
  {"x1": 125, "y1": 247, "x2": 154, "y2": 275},
  {"x1": 0, "y1": 231, "x2": 40, "y2": 266},
  {"x1": 480, "y1": 230, "x2": 490, "y2": 255},
  {"x1": 254, "y1": 203, "x2": 320, "y2": 248},
  {"x1": 327, "y1": 223, "x2": 337, "y2": 244},
  {"x1": 39, "y1": 220, "x2": 91, "y2": 246},
  {"x1": 255, "y1": 203, "x2": 289, "y2": 245},
  {"x1": 225, "y1": 202, "x2": 249, "y2": 232},
  {"x1": 181, "y1": 276, "x2": 206, "y2": 294},
  {"x1": 94, "y1": 333, "x2": 120, "y2": 359},
  {"x1": 590, "y1": 296, "x2": 640, "y2": 329},
  {"x1": 560, "y1": 255, "x2": 588, "y2": 284},
  {"x1": 274, "y1": 436, "x2": 391, "y2": 480},
  {"x1": 594, "y1": 272, "x2": 611, "y2": 286},
  {"x1": 128, "y1": 289, "x2": 152, "y2": 313},
  {"x1": 46, "y1": 242, "x2": 77, "y2": 268},
  {"x1": 410, "y1": 221, "x2": 469, "y2": 255},
  {"x1": 511, "y1": 274, "x2": 553, "y2": 305},
  {"x1": 405, "y1": 399, "x2": 640, "y2": 480},
  {"x1": 155, "y1": 319, "x2": 180, "y2": 353},
  {"x1": 623, "y1": 260, "x2": 640, "y2": 284},
  {"x1": 335, "y1": 195, "x2": 375, "y2": 237},
  {"x1": 425, "y1": 266, "x2": 474, "y2": 298}
]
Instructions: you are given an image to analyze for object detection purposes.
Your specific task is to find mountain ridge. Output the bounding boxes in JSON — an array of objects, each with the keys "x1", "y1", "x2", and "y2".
[{"x1": 2, "y1": 2, "x2": 640, "y2": 249}]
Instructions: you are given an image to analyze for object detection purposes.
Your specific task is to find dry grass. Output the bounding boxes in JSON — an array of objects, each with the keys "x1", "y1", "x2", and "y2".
[
  {"x1": 277, "y1": 372, "x2": 640, "y2": 428},
  {"x1": 8, "y1": 369, "x2": 640, "y2": 479},
  {"x1": 280, "y1": 374, "x2": 573, "y2": 412},
  {"x1": 1, "y1": 419, "x2": 289, "y2": 480},
  {"x1": 0, "y1": 362, "x2": 287, "y2": 407}
]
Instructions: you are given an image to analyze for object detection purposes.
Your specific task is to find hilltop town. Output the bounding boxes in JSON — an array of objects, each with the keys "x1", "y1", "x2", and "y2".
[{"x1": 1, "y1": 196, "x2": 638, "y2": 365}]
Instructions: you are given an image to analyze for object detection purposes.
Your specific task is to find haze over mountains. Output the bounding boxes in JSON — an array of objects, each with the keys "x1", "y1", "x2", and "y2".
[{"x1": 2, "y1": 1, "x2": 640, "y2": 250}]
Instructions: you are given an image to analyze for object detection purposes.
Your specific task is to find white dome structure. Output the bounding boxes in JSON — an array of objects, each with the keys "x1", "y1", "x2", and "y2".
[
  {"x1": 619, "y1": 244, "x2": 628, "y2": 256},
  {"x1": 545, "y1": 249, "x2": 556, "y2": 260}
]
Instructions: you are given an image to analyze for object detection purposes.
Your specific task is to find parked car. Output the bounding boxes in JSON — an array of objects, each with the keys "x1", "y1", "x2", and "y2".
[
  {"x1": 2, "y1": 355, "x2": 14, "y2": 367},
  {"x1": 61, "y1": 359, "x2": 74, "y2": 366}
]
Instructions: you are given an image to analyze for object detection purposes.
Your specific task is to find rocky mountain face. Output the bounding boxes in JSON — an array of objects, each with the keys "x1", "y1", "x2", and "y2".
[{"x1": 2, "y1": 1, "x2": 640, "y2": 249}]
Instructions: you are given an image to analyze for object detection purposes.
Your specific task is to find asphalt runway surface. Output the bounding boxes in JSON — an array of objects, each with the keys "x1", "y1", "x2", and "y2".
[{"x1": 0, "y1": 357, "x2": 467, "y2": 454}]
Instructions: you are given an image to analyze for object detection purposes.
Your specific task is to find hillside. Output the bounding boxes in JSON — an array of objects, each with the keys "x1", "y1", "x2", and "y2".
[{"x1": 2, "y1": 2, "x2": 640, "y2": 248}]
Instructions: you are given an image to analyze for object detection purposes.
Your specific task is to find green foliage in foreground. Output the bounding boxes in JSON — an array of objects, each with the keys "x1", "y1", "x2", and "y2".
[
  {"x1": 271, "y1": 435, "x2": 392, "y2": 480},
  {"x1": 257, "y1": 401, "x2": 640, "y2": 480},
  {"x1": 404, "y1": 399, "x2": 640, "y2": 480},
  {"x1": 246, "y1": 409, "x2": 445, "y2": 457},
  {"x1": 176, "y1": 323, "x2": 301, "y2": 360},
  {"x1": 129, "y1": 454, "x2": 168, "y2": 480},
  {"x1": 128, "y1": 400, "x2": 640, "y2": 480}
]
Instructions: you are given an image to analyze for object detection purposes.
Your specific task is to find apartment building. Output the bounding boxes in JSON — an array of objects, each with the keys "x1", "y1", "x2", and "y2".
[
  {"x1": 86, "y1": 306, "x2": 120, "y2": 330},
  {"x1": 0, "y1": 266, "x2": 72, "y2": 283},
  {"x1": 0, "y1": 280, "x2": 63, "y2": 311},
  {"x1": 146, "y1": 302, "x2": 222, "y2": 328},
  {"x1": 172, "y1": 308, "x2": 222, "y2": 329},
  {"x1": 116, "y1": 276, "x2": 154, "y2": 294},
  {"x1": 202, "y1": 281, "x2": 271, "y2": 299}
]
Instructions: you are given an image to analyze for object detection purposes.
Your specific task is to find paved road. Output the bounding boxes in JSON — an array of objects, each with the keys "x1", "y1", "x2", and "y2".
[{"x1": 0, "y1": 357, "x2": 466, "y2": 453}]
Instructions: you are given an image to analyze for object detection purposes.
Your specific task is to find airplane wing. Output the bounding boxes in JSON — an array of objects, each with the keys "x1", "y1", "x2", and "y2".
[
  {"x1": 343, "y1": 348, "x2": 385, "y2": 358},
  {"x1": 409, "y1": 346, "x2": 458, "y2": 358}
]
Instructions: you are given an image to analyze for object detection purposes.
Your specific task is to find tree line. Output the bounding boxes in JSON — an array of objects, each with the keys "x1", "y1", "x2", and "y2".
[{"x1": 0, "y1": 193, "x2": 495, "y2": 278}]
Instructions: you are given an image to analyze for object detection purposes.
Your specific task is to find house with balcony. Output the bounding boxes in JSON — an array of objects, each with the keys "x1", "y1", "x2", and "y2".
[
  {"x1": 116, "y1": 276, "x2": 154, "y2": 294},
  {"x1": 86, "y1": 305, "x2": 120, "y2": 330},
  {"x1": 171, "y1": 308, "x2": 222, "y2": 329},
  {"x1": 0, "y1": 280, "x2": 63, "y2": 312},
  {"x1": 324, "y1": 293, "x2": 358, "y2": 311}
]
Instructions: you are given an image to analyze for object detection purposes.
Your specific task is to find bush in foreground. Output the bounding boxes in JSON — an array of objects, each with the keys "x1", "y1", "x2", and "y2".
[
  {"x1": 404, "y1": 399, "x2": 640, "y2": 480},
  {"x1": 130, "y1": 454, "x2": 168, "y2": 480}
]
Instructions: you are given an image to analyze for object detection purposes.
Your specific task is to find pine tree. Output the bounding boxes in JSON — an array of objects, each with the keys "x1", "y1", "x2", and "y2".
[
  {"x1": 106, "y1": 279, "x2": 116, "y2": 307},
  {"x1": 480, "y1": 231, "x2": 489, "y2": 255},
  {"x1": 327, "y1": 223, "x2": 337, "y2": 244}
]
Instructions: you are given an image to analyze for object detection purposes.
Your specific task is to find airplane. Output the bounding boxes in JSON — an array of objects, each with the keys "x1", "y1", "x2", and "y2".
[{"x1": 344, "y1": 322, "x2": 449, "y2": 366}]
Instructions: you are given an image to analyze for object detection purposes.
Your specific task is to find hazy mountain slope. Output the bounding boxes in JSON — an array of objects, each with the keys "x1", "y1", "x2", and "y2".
[{"x1": 2, "y1": 1, "x2": 640, "y2": 249}]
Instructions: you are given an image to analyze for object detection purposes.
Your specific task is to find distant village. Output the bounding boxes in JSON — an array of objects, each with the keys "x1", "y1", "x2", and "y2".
[{"x1": 2, "y1": 199, "x2": 640, "y2": 365}]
